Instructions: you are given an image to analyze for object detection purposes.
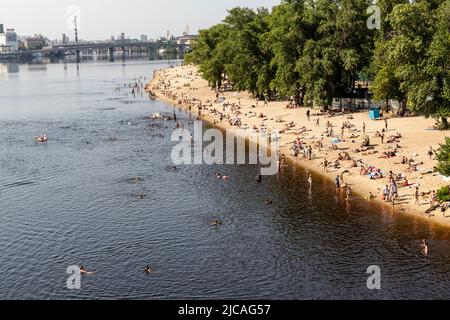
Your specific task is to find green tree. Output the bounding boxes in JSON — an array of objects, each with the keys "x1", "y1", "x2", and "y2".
[
  {"x1": 372, "y1": 1, "x2": 435, "y2": 115},
  {"x1": 266, "y1": 0, "x2": 310, "y2": 105},
  {"x1": 437, "y1": 137, "x2": 450, "y2": 176},
  {"x1": 185, "y1": 23, "x2": 230, "y2": 89},
  {"x1": 408, "y1": 0, "x2": 450, "y2": 128}
]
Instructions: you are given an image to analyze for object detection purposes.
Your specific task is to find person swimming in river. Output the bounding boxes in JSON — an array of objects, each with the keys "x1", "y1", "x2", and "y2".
[
  {"x1": 215, "y1": 173, "x2": 230, "y2": 181},
  {"x1": 266, "y1": 198, "x2": 273, "y2": 205},
  {"x1": 256, "y1": 175, "x2": 262, "y2": 183},
  {"x1": 144, "y1": 266, "x2": 153, "y2": 274},
  {"x1": 80, "y1": 266, "x2": 96, "y2": 276},
  {"x1": 335, "y1": 175, "x2": 340, "y2": 189}
]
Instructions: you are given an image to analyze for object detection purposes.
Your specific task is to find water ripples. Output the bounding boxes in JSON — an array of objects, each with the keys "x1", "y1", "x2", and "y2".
[{"x1": 2, "y1": 60, "x2": 450, "y2": 299}]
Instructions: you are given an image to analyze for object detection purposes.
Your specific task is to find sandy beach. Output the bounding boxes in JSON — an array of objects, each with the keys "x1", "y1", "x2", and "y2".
[{"x1": 147, "y1": 64, "x2": 449, "y2": 228}]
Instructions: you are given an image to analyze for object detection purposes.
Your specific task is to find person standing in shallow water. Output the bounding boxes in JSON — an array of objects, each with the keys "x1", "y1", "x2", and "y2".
[
  {"x1": 335, "y1": 175, "x2": 340, "y2": 189},
  {"x1": 346, "y1": 186, "x2": 352, "y2": 201}
]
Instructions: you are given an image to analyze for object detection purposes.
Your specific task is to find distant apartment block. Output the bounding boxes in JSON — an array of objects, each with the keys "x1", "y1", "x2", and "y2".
[
  {"x1": 0, "y1": 24, "x2": 18, "y2": 53},
  {"x1": 24, "y1": 36, "x2": 45, "y2": 50},
  {"x1": 175, "y1": 34, "x2": 197, "y2": 45}
]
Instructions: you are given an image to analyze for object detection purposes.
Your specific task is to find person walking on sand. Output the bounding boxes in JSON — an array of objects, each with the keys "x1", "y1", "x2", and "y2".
[
  {"x1": 363, "y1": 122, "x2": 366, "y2": 134},
  {"x1": 381, "y1": 133, "x2": 385, "y2": 144},
  {"x1": 428, "y1": 146, "x2": 434, "y2": 160},
  {"x1": 324, "y1": 159, "x2": 328, "y2": 172},
  {"x1": 422, "y1": 240, "x2": 429, "y2": 257},
  {"x1": 385, "y1": 118, "x2": 388, "y2": 131},
  {"x1": 415, "y1": 186, "x2": 420, "y2": 205},
  {"x1": 316, "y1": 118, "x2": 320, "y2": 127},
  {"x1": 308, "y1": 174, "x2": 313, "y2": 189},
  {"x1": 306, "y1": 109, "x2": 311, "y2": 122},
  {"x1": 335, "y1": 175, "x2": 341, "y2": 189}
]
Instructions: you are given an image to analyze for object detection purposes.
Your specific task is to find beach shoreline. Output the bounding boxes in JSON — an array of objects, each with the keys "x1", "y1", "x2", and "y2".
[{"x1": 147, "y1": 64, "x2": 450, "y2": 229}]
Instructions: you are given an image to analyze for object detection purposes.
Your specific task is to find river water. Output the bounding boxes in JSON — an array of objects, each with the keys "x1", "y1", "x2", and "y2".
[{"x1": 1, "y1": 59, "x2": 450, "y2": 300}]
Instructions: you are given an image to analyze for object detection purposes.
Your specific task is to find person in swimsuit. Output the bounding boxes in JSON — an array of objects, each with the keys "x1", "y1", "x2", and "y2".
[
  {"x1": 144, "y1": 266, "x2": 153, "y2": 274},
  {"x1": 80, "y1": 266, "x2": 95, "y2": 275}
]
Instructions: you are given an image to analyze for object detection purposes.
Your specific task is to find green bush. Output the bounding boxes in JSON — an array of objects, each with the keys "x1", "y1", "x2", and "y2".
[
  {"x1": 437, "y1": 138, "x2": 450, "y2": 177},
  {"x1": 437, "y1": 186, "x2": 450, "y2": 202}
]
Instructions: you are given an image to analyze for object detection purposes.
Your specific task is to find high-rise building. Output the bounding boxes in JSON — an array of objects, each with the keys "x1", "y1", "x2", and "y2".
[
  {"x1": 0, "y1": 27, "x2": 18, "y2": 53},
  {"x1": 24, "y1": 36, "x2": 44, "y2": 50}
]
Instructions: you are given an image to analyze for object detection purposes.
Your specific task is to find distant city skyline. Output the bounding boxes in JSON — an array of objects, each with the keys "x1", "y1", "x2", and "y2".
[{"x1": 0, "y1": 0, "x2": 279, "y2": 40}]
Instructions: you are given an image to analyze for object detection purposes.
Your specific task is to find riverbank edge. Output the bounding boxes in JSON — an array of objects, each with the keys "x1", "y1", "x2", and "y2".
[{"x1": 147, "y1": 66, "x2": 450, "y2": 230}]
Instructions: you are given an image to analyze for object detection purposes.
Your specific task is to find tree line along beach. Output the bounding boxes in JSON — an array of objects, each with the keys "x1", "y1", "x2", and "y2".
[{"x1": 146, "y1": 64, "x2": 448, "y2": 228}]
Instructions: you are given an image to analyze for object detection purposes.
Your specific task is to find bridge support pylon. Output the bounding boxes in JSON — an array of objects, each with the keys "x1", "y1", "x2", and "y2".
[{"x1": 109, "y1": 47, "x2": 114, "y2": 62}]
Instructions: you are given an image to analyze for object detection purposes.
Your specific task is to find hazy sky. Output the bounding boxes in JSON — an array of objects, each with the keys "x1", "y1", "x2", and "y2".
[{"x1": 0, "y1": 0, "x2": 280, "y2": 40}]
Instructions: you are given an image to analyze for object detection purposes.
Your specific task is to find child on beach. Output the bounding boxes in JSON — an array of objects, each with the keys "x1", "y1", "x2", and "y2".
[
  {"x1": 383, "y1": 185, "x2": 389, "y2": 201},
  {"x1": 390, "y1": 181, "x2": 398, "y2": 205}
]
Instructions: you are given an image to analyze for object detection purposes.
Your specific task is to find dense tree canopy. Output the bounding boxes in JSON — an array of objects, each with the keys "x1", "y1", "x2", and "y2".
[{"x1": 186, "y1": 0, "x2": 450, "y2": 126}]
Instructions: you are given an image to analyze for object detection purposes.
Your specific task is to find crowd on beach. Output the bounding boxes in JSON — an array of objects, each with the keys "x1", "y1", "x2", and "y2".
[
  {"x1": 146, "y1": 65, "x2": 449, "y2": 228},
  {"x1": 115, "y1": 76, "x2": 148, "y2": 98}
]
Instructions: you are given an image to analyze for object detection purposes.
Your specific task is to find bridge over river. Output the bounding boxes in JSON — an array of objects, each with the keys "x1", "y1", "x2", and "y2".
[{"x1": 0, "y1": 41, "x2": 190, "y2": 62}]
